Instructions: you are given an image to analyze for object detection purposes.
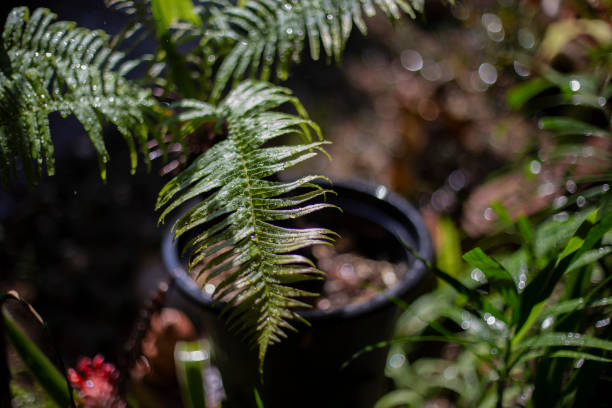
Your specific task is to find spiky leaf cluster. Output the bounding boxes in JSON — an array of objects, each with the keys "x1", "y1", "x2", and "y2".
[
  {"x1": 0, "y1": 7, "x2": 156, "y2": 185},
  {"x1": 156, "y1": 80, "x2": 336, "y2": 367},
  {"x1": 207, "y1": 0, "x2": 424, "y2": 98}
]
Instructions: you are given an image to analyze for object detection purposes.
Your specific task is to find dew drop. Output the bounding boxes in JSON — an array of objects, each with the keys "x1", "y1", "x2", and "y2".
[
  {"x1": 388, "y1": 353, "x2": 405, "y2": 369},
  {"x1": 382, "y1": 269, "x2": 397, "y2": 287},
  {"x1": 478, "y1": 63, "x2": 497, "y2": 85},
  {"x1": 553, "y1": 212, "x2": 569, "y2": 222},
  {"x1": 541, "y1": 316, "x2": 554, "y2": 329},
  {"x1": 598, "y1": 96, "x2": 607, "y2": 106},
  {"x1": 400, "y1": 49, "x2": 423, "y2": 72},
  {"x1": 553, "y1": 195, "x2": 567, "y2": 209},
  {"x1": 375, "y1": 185, "x2": 388, "y2": 199},
  {"x1": 518, "y1": 29, "x2": 535, "y2": 49},
  {"x1": 339, "y1": 263, "x2": 355, "y2": 281},
  {"x1": 481, "y1": 13, "x2": 502, "y2": 33},
  {"x1": 204, "y1": 283, "x2": 215, "y2": 295},
  {"x1": 538, "y1": 182, "x2": 555, "y2": 197},
  {"x1": 569, "y1": 79, "x2": 581, "y2": 92},
  {"x1": 529, "y1": 160, "x2": 542, "y2": 174},
  {"x1": 448, "y1": 169, "x2": 466, "y2": 191},
  {"x1": 471, "y1": 268, "x2": 486, "y2": 283},
  {"x1": 513, "y1": 60, "x2": 530, "y2": 77},
  {"x1": 317, "y1": 298, "x2": 330, "y2": 310}
]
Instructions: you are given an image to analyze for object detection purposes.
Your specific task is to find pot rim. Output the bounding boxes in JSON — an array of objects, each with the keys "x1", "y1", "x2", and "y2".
[{"x1": 162, "y1": 179, "x2": 434, "y2": 321}]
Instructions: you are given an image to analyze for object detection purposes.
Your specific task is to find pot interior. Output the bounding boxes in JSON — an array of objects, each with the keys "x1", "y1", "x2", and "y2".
[{"x1": 164, "y1": 181, "x2": 432, "y2": 318}]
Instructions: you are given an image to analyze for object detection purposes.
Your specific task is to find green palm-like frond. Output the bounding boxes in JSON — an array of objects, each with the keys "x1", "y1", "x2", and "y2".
[
  {"x1": 156, "y1": 80, "x2": 336, "y2": 368},
  {"x1": 208, "y1": 0, "x2": 424, "y2": 98},
  {"x1": 0, "y1": 7, "x2": 156, "y2": 185}
]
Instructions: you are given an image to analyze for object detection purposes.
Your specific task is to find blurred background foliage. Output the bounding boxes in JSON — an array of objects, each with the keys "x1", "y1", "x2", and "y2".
[{"x1": 1, "y1": 0, "x2": 612, "y2": 406}]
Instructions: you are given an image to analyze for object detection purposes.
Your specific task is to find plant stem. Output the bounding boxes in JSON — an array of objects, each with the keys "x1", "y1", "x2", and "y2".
[
  {"x1": 118, "y1": 278, "x2": 173, "y2": 392},
  {"x1": 496, "y1": 338, "x2": 512, "y2": 408},
  {"x1": 496, "y1": 375, "x2": 505, "y2": 408},
  {"x1": 2, "y1": 293, "x2": 75, "y2": 408},
  {"x1": 0, "y1": 308, "x2": 12, "y2": 408}
]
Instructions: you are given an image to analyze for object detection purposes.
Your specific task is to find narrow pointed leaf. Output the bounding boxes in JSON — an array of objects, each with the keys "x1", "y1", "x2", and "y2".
[{"x1": 515, "y1": 332, "x2": 612, "y2": 352}]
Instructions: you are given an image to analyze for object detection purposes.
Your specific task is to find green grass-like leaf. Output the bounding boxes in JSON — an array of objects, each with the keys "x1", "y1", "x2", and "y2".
[
  {"x1": 538, "y1": 116, "x2": 610, "y2": 138},
  {"x1": 156, "y1": 80, "x2": 337, "y2": 369},
  {"x1": 0, "y1": 7, "x2": 156, "y2": 185},
  {"x1": 515, "y1": 332, "x2": 612, "y2": 353},
  {"x1": 3, "y1": 311, "x2": 71, "y2": 408}
]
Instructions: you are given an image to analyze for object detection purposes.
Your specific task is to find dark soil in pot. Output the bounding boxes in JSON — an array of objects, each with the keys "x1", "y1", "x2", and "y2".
[{"x1": 162, "y1": 180, "x2": 434, "y2": 408}]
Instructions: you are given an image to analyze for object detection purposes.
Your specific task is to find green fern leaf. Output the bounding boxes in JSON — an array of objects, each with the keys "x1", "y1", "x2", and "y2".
[
  {"x1": 0, "y1": 7, "x2": 156, "y2": 185},
  {"x1": 156, "y1": 80, "x2": 337, "y2": 369},
  {"x1": 208, "y1": 0, "x2": 424, "y2": 99}
]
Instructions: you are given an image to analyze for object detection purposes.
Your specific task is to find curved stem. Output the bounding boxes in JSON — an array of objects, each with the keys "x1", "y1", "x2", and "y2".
[
  {"x1": 118, "y1": 277, "x2": 174, "y2": 392},
  {"x1": 496, "y1": 337, "x2": 512, "y2": 408},
  {"x1": 0, "y1": 306, "x2": 11, "y2": 408},
  {"x1": 1, "y1": 292, "x2": 75, "y2": 408}
]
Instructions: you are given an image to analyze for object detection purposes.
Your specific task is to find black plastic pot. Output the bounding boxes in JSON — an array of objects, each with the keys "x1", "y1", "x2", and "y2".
[{"x1": 162, "y1": 180, "x2": 434, "y2": 408}]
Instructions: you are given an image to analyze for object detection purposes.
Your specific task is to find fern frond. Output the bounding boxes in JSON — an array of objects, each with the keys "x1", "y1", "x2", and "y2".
[
  {"x1": 0, "y1": 7, "x2": 156, "y2": 185},
  {"x1": 208, "y1": 0, "x2": 424, "y2": 99},
  {"x1": 156, "y1": 80, "x2": 337, "y2": 369}
]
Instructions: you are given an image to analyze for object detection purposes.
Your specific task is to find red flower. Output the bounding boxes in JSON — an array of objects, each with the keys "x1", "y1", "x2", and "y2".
[{"x1": 68, "y1": 355, "x2": 126, "y2": 408}]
